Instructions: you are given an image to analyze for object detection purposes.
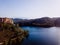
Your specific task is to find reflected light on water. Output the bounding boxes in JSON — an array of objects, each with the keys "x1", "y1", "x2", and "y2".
[{"x1": 55, "y1": 27, "x2": 60, "y2": 45}]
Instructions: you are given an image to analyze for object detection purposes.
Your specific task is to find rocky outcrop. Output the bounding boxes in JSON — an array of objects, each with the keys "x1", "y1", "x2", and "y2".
[{"x1": 0, "y1": 17, "x2": 13, "y2": 24}]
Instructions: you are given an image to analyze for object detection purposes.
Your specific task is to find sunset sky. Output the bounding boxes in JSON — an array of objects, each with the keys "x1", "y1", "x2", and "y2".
[{"x1": 0, "y1": 0, "x2": 60, "y2": 19}]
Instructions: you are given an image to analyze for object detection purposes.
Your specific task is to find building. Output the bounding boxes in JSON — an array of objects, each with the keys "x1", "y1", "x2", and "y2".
[{"x1": 0, "y1": 17, "x2": 14, "y2": 24}]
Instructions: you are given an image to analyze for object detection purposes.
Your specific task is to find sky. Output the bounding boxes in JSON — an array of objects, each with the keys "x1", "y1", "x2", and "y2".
[{"x1": 0, "y1": 0, "x2": 60, "y2": 19}]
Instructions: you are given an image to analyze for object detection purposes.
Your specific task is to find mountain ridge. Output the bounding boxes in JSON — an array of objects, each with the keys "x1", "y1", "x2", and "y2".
[{"x1": 13, "y1": 17, "x2": 60, "y2": 27}]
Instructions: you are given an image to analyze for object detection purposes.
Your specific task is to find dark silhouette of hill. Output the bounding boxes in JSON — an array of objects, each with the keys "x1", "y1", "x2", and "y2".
[{"x1": 13, "y1": 17, "x2": 60, "y2": 27}]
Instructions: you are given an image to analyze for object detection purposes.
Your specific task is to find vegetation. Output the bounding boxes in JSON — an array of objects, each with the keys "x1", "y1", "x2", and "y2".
[
  {"x1": 13, "y1": 17, "x2": 60, "y2": 27},
  {"x1": 0, "y1": 23, "x2": 29, "y2": 45}
]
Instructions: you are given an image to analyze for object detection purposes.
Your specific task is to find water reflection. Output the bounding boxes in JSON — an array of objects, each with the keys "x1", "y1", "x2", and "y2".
[{"x1": 21, "y1": 27, "x2": 59, "y2": 45}]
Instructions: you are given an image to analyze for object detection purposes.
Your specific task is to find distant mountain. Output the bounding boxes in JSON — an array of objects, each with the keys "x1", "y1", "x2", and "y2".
[{"x1": 13, "y1": 17, "x2": 60, "y2": 27}]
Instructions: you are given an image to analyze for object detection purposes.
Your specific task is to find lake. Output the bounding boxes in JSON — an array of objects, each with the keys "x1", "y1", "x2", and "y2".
[{"x1": 21, "y1": 27, "x2": 60, "y2": 45}]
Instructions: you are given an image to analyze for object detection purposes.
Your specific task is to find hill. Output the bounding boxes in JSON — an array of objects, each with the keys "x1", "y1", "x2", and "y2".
[
  {"x1": 0, "y1": 18, "x2": 28, "y2": 45},
  {"x1": 13, "y1": 17, "x2": 60, "y2": 27}
]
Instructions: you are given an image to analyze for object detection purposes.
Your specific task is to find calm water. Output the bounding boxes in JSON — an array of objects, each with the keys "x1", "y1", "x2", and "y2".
[{"x1": 21, "y1": 27, "x2": 60, "y2": 45}]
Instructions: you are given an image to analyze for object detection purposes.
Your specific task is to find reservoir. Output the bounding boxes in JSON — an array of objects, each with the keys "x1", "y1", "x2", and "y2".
[{"x1": 21, "y1": 27, "x2": 59, "y2": 45}]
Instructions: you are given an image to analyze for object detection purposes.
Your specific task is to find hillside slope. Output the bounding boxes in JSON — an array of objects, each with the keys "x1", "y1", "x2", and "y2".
[{"x1": 0, "y1": 23, "x2": 28, "y2": 45}]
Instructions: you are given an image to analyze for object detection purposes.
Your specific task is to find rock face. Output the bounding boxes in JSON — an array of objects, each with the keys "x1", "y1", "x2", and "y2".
[
  {"x1": 13, "y1": 17, "x2": 60, "y2": 27},
  {"x1": 0, "y1": 17, "x2": 13, "y2": 24}
]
